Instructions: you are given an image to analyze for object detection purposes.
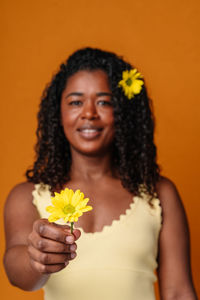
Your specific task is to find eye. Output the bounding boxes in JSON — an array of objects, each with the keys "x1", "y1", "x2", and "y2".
[
  {"x1": 68, "y1": 100, "x2": 83, "y2": 106},
  {"x1": 97, "y1": 100, "x2": 112, "y2": 106}
]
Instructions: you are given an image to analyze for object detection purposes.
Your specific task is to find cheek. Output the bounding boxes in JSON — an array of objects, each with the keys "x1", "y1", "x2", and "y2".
[
  {"x1": 100, "y1": 111, "x2": 115, "y2": 127},
  {"x1": 61, "y1": 109, "x2": 79, "y2": 127},
  {"x1": 61, "y1": 114, "x2": 71, "y2": 127},
  {"x1": 99, "y1": 112, "x2": 115, "y2": 141}
]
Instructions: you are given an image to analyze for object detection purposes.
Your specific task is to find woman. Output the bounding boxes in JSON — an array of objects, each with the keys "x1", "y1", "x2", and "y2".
[{"x1": 3, "y1": 48, "x2": 198, "y2": 299}]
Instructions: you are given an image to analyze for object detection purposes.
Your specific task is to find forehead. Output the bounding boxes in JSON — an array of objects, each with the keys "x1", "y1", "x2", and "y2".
[{"x1": 64, "y1": 69, "x2": 110, "y2": 92}]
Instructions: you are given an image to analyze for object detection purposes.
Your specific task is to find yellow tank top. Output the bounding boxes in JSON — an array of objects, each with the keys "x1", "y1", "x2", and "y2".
[{"x1": 32, "y1": 183, "x2": 162, "y2": 300}]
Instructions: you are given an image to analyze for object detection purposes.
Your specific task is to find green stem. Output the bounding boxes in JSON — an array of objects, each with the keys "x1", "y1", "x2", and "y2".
[{"x1": 70, "y1": 222, "x2": 74, "y2": 234}]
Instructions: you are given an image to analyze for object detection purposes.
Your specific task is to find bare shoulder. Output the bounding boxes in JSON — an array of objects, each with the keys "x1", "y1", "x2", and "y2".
[
  {"x1": 155, "y1": 175, "x2": 179, "y2": 198},
  {"x1": 5, "y1": 181, "x2": 36, "y2": 210},
  {"x1": 155, "y1": 175, "x2": 185, "y2": 217},
  {"x1": 7, "y1": 181, "x2": 35, "y2": 198}
]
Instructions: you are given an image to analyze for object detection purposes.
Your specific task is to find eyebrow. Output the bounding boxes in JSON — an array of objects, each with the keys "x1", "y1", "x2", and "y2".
[
  {"x1": 96, "y1": 92, "x2": 112, "y2": 97},
  {"x1": 65, "y1": 92, "x2": 83, "y2": 99},
  {"x1": 65, "y1": 92, "x2": 112, "y2": 99}
]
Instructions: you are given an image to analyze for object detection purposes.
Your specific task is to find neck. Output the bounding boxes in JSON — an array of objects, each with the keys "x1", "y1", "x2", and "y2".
[{"x1": 69, "y1": 148, "x2": 117, "y2": 182}]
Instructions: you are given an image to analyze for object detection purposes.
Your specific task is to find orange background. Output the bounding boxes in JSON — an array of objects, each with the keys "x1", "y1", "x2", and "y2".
[{"x1": 1, "y1": 0, "x2": 200, "y2": 299}]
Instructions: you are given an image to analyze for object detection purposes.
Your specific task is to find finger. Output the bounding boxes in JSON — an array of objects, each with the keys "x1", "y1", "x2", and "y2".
[
  {"x1": 30, "y1": 258, "x2": 67, "y2": 274},
  {"x1": 34, "y1": 219, "x2": 75, "y2": 244},
  {"x1": 52, "y1": 224, "x2": 81, "y2": 241},
  {"x1": 28, "y1": 245, "x2": 77, "y2": 265},
  {"x1": 52, "y1": 221, "x2": 81, "y2": 240},
  {"x1": 64, "y1": 228, "x2": 81, "y2": 241},
  {"x1": 72, "y1": 229, "x2": 81, "y2": 241},
  {"x1": 29, "y1": 233, "x2": 77, "y2": 253},
  {"x1": 51, "y1": 222, "x2": 71, "y2": 231}
]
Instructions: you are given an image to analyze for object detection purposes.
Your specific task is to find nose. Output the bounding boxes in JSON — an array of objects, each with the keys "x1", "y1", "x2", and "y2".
[{"x1": 81, "y1": 99, "x2": 99, "y2": 120}]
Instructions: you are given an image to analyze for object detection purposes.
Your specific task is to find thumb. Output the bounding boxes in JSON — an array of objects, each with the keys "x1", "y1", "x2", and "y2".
[{"x1": 64, "y1": 226, "x2": 81, "y2": 241}]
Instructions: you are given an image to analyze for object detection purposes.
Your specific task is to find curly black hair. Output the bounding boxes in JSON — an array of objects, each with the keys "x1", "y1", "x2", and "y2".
[{"x1": 26, "y1": 47, "x2": 161, "y2": 199}]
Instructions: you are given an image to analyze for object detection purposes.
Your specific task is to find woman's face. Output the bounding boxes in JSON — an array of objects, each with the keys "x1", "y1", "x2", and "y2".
[{"x1": 60, "y1": 69, "x2": 115, "y2": 156}]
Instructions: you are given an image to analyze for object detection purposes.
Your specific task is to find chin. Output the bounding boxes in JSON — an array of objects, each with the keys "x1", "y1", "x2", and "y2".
[
  {"x1": 78, "y1": 148, "x2": 107, "y2": 157},
  {"x1": 71, "y1": 143, "x2": 112, "y2": 157}
]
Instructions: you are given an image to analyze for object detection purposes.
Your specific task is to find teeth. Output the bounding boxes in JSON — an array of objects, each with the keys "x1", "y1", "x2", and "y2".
[{"x1": 81, "y1": 129, "x2": 98, "y2": 133}]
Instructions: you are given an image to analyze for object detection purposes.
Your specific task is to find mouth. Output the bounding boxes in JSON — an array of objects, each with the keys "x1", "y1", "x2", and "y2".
[{"x1": 77, "y1": 126, "x2": 103, "y2": 139}]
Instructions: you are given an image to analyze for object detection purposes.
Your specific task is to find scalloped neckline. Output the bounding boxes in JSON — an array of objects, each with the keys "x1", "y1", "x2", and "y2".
[
  {"x1": 43, "y1": 185, "x2": 140, "y2": 237},
  {"x1": 75, "y1": 195, "x2": 139, "y2": 237}
]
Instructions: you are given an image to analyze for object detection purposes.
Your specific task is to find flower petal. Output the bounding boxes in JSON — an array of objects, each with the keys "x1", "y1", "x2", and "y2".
[
  {"x1": 122, "y1": 70, "x2": 129, "y2": 80},
  {"x1": 48, "y1": 214, "x2": 60, "y2": 222},
  {"x1": 130, "y1": 69, "x2": 137, "y2": 77},
  {"x1": 73, "y1": 211, "x2": 83, "y2": 218},
  {"x1": 61, "y1": 189, "x2": 69, "y2": 205},
  {"x1": 66, "y1": 188, "x2": 74, "y2": 204},
  {"x1": 76, "y1": 198, "x2": 90, "y2": 210},
  {"x1": 132, "y1": 80, "x2": 144, "y2": 94},
  {"x1": 134, "y1": 72, "x2": 143, "y2": 79},
  {"x1": 45, "y1": 187, "x2": 92, "y2": 224},
  {"x1": 64, "y1": 215, "x2": 70, "y2": 222},
  {"x1": 71, "y1": 189, "x2": 84, "y2": 206},
  {"x1": 68, "y1": 215, "x2": 76, "y2": 222},
  {"x1": 118, "y1": 69, "x2": 144, "y2": 100},
  {"x1": 51, "y1": 195, "x2": 65, "y2": 209},
  {"x1": 80, "y1": 205, "x2": 93, "y2": 212},
  {"x1": 46, "y1": 205, "x2": 55, "y2": 213}
]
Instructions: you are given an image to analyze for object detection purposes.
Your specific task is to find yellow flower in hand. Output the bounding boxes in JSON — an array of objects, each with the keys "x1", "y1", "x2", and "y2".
[
  {"x1": 118, "y1": 69, "x2": 144, "y2": 100},
  {"x1": 46, "y1": 188, "x2": 93, "y2": 232}
]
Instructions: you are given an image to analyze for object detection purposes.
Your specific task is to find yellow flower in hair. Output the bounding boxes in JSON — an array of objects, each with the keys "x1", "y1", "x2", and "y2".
[
  {"x1": 46, "y1": 188, "x2": 93, "y2": 232},
  {"x1": 118, "y1": 69, "x2": 144, "y2": 99}
]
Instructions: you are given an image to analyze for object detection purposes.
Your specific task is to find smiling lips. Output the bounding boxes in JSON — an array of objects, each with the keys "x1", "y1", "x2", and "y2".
[{"x1": 77, "y1": 125, "x2": 103, "y2": 140}]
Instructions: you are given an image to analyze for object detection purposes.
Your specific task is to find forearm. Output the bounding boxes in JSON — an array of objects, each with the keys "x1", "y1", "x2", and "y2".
[
  {"x1": 160, "y1": 288, "x2": 198, "y2": 300},
  {"x1": 161, "y1": 295, "x2": 198, "y2": 300},
  {"x1": 3, "y1": 245, "x2": 50, "y2": 291}
]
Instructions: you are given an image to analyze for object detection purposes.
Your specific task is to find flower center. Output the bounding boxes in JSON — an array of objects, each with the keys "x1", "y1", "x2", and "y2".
[
  {"x1": 63, "y1": 204, "x2": 75, "y2": 214},
  {"x1": 125, "y1": 78, "x2": 133, "y2": 86}
]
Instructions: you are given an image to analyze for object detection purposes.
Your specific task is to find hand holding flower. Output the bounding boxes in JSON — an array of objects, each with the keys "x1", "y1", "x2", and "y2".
[
  {"x1": 27, "y1": 188, "x2": 92, "y2": 274},
  {"x1": 27, "y1": 219, "x2": 81, "y2": 274}
]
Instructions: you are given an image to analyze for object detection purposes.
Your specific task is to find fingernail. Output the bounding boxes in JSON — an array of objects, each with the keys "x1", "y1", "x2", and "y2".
[
  {"x1": 39, "y1": 225, "x2": 44, "y2": 234},
  {"x1": 66, "y1": 236, "x2": 74, "y2": 243},
  {"x1": 70, "y1": 244, "x2": 76, "y2": 251},
  {"x1": 65, "y1": 261, "x2": 69, "y2": 266},
  {"x1": 71, "y1": 253, "x2": 76, "y2": 259}
]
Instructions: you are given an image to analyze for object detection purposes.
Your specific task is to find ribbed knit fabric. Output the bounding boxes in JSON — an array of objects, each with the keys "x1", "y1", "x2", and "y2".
[{"x1": 32, "y1": 183, "x2": 162, "y2": 300}]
